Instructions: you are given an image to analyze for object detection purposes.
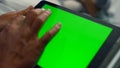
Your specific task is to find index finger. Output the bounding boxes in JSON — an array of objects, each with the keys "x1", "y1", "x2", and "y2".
[{"x1": 17, "y1": 6, "x2": 34, "y2": 16}]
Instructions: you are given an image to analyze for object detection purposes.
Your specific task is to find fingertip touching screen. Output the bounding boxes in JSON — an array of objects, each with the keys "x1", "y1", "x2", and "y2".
[{"x1": 37, "y1": 4, "x2": 112, "y2": 68}]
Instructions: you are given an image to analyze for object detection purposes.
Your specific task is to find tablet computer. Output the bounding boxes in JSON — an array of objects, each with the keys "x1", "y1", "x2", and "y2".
[{"x1": 35, "y1": 1, "x2": 120, "y2": 68}]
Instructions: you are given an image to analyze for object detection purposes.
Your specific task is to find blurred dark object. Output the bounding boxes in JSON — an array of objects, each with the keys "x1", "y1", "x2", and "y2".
[
  {"x1": 79, "y1": 0, "x2": 100, "y2": 16},
  {"x1": 57, "y1": 0, "x2": 111, "y2": 20},
  {"x1": 78, "y1": 0, "x2": 110, "y2": 19},
  {"x1": 95, "y1": 0, "x2": 111, "y2": 20},
  {"x1": 96, "y1": 0, "x2": 108, "y2": 9}
]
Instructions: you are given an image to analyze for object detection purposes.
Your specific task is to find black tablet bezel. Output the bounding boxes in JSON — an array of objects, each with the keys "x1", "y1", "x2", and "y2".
[{"x1": 35, "y1": 1, "x2": 120, "y2": 68}]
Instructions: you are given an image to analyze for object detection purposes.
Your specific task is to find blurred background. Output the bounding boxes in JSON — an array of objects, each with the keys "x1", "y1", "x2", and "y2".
[{"x1": 0, "y1": 0, "x2": 120, "y2": 68}]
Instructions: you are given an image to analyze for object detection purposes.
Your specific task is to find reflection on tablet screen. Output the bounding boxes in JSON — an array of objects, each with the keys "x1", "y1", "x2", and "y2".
[{"x1": 37, "y1": 4, "x2": 112, "y2": 68}]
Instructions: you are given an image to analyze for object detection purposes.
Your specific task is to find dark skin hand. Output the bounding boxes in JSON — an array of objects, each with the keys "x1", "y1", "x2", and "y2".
[
  {"x1": 0, "y1": 6, "x2": 61, "y2": 68},
  {"x1": 0, "y1": 6, "x2": 34, "y2": 31}
]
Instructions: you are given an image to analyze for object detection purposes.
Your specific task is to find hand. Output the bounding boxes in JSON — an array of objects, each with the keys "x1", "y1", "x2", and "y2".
[
  {"x1": 0, "y1": 6, "x2": 33, "y2": 31},
  {"x1": 0, "y1": 7, "x2": 61, "y2": 68}
]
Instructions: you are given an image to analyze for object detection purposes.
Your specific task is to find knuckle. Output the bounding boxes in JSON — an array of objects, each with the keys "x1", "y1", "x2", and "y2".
[
  {"x1": 30, "y1": 10, "x2": 38, "y2": 16},
  {"x1": 11, "y1": 50, "x2": 24, "y2": 59},
  {"x1": 30, "y1": 9, "x2": 43, "y2": 16},
  {"x1": 41, "y1": 32, "x2": 51, "y2": 44},
  {"x1": 43, "y1": 12, "x2": 49, "y2": 17},
  {"x1": 19, "y1": 15, "x2": 26, "y2": 19},
  {"x1": 47, "y1": 32, "x2": 52, "y2": 38},
  {"x1": 36, "y1": 16, "x2": 44, "y2": 23},
  {"x1": 4, "y1": 24, "x2": 11, "y2": 31},
  {"x1": 38, "y1": 12, "x2": 49, "y2": 22}
]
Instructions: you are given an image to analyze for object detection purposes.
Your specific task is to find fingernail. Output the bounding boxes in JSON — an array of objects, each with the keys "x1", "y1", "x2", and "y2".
[
  {"x1": 55, "y1": 23, "x2": 61, "y2": 29},
  {"x1": 42, "y1": 8, "x2": 45, "y2": 11},
  {"x1": 46, "y1": 9, "x2": 51, "y2": 14}
]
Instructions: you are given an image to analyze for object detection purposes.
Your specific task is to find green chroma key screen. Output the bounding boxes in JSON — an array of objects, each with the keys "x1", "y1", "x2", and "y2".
[{"x1": 37, "y1": 4, "x2": 112, "y2": 68}]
